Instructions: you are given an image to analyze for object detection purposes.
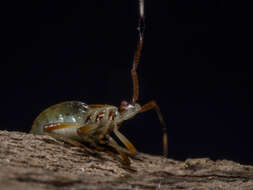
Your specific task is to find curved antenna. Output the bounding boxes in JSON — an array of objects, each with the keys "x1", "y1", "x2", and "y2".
[{"x1": 131, "y1": 0, "x2": 145, "y2": 103}]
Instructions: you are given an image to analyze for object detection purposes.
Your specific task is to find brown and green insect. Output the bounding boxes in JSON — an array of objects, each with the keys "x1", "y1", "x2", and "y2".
[{"x1": 30, "y1": 0, "x2": 167, "y2": 165}]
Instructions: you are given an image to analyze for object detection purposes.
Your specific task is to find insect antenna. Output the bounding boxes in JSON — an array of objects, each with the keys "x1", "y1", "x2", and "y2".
[{"x1": 131, "y1": 0, "x2": 145, "y2": 103}]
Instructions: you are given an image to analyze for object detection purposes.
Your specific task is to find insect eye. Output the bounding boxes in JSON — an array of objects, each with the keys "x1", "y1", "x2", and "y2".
[
  {"x1": 121, "y1": 100, "x2": 129, "y2": 106},
  {"x1": 119, "y1": 100, "x2": 129, "y2": 112}
]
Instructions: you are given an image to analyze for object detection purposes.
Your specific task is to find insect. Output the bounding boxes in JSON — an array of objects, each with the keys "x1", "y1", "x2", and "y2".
[{"x1": 30, "y1": 0, "x2": 167, "y2": 165}]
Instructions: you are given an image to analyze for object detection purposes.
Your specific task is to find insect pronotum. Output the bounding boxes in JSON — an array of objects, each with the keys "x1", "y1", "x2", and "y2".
[{"x1": 30, "y1": 0, "x2": 168, "y2": 165}]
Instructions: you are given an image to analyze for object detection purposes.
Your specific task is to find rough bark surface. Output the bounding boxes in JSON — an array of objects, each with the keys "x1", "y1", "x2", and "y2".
[{"x1": 0, "y1": 130, "x2": 253, "y2": 190}]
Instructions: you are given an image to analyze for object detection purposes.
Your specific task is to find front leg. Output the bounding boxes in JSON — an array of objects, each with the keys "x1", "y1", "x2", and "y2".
[
  {"x1": 113, "y1": 125, "x2": 137, "y2": 155},
  {"x1": 139, "y1": 100, "x2": 168, "y2": 157},
  {"x1": 95, "y1": 120, "x2": 137, "y2": 155},
  {"x1": 105, "y1": 135, "x2": 131, "y2": 166}
]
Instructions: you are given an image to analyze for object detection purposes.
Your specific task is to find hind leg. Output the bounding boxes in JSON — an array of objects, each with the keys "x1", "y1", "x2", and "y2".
[{"x1": 42, "y1": 122, "x2": 94, "y2": 154}]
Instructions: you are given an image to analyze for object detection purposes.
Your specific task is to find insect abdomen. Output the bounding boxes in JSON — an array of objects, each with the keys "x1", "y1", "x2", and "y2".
[{"x1": 30, "y1": 101, "x2": 89, "y2": 134}]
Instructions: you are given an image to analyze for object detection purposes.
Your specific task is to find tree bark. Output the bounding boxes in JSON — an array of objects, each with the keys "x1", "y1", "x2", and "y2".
[{"x1": 0, "y1": 130, "x2": 253, "y2": 190}]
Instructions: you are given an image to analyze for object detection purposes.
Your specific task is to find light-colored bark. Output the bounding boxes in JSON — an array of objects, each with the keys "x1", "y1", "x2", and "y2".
[{"x1": 1, "y1": 130, "x2": 253, "y2": 190}]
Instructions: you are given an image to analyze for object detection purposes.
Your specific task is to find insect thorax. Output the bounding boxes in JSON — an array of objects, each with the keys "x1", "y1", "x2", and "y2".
[{"x1": 85, "y1": 105, "x2": 120, "y2": 124}]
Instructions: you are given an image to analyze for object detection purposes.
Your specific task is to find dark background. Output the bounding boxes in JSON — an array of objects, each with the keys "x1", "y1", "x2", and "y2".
[{"x1": 2, "y1": 1, "x2": 252, "y2": 164}]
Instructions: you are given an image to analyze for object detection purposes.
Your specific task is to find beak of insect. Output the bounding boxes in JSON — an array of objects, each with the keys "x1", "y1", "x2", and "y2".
[{"x1": 118, "y1": 100, "x2": 141, "y2": 122}]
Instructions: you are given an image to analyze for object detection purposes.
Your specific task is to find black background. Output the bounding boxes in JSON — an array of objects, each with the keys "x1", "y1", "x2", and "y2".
[{"x1": 2, "y1": 1, "x2": 252, "y2": 164}]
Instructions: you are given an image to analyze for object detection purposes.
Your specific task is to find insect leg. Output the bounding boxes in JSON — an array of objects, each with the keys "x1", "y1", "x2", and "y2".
[
  {"x1": 106, "y1": 135, "x2": 131, "y2": 166},
  {"x1": 76, "y1": 124, "x2": 97, "y2": 136},
  {"x1": 42, "y1": 123, "x2": 93, "y2": 154},
  {"x1": 77, "y1": 123, "x2": 121, "y2": 153},
  {"x1": 76, "y1": 124, "x2": 108, "y2": 151},
  {"x1": 97, "y1": 120, "x2": 112, "y2": 140},
  {"x1": 113, "y1": 125, "x2": 137, "y2": 155},
  {"x1": 139, "y1": 101, "x2": 168, "y2": 157}
]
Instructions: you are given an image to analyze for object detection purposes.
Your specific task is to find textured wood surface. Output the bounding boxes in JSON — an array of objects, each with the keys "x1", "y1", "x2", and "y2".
[{"x1": 0, "y1": 130, "x2": 253, "y2": 190}]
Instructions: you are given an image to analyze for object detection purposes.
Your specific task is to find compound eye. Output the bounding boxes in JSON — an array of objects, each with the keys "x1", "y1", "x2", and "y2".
[
  {"x1": 119, "y1": 100, "x2": 129, "y2": 112},
  {"x1": 121, "y1": 100, "x2": 129, "y2": 106}
]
